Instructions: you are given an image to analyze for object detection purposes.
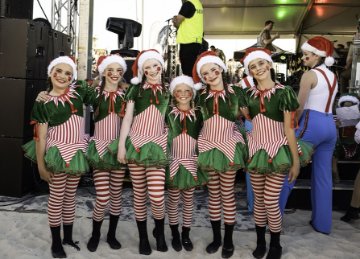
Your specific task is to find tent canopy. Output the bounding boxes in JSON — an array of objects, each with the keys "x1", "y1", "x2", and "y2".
[{"x1": 203, "y1": 0, "x2": 360, "y2": 38}]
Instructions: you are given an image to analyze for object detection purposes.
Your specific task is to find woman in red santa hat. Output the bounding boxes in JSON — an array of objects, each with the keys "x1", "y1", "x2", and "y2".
[
  {"x1": 193, "y1": 51, "x2": 248, "y2": 258},
  {"x1": 240, "y1": 48, "x2": 312, "y2": 259},
  {"x1": 117, "y1": 49, "x2": 169, "y2": 255},
  {"x1": 280, "y1": 36, "x2": 338, "y2": 235},
  {"x1": 86, "y1": 55, "x2": 128, "y2": 252},
  {"x1": 23, "y1": 56, "x2": 90, "y2": 258}
]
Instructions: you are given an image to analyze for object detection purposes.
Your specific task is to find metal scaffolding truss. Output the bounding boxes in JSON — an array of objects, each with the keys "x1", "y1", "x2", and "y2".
[{"x1": 51, "y1": 0, "x2": 78, "y2": 55}]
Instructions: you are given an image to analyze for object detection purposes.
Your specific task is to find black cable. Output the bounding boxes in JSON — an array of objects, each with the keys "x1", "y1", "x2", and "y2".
[{"x1": 36, "y1": 0, "x2": 51, "y2": 23}]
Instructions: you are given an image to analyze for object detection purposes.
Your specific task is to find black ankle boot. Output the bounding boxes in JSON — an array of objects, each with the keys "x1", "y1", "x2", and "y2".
[
  {"x1": 170, "y1": 224, "x2": 182, "y2": 251},
  {"x1": 87, "y1": 220, "x2": 103, "y2": 252},
  {"x1": 50, "y1": 226, "x2": 66, "y2": 258},
  {"x1": 206, "y1": 220, "x2": 222, "y2": 254},
  {"x1": 154, "y1": 218, "x2": 168, "y2": 252},
  {"x1": 136, "y1": 220, "x2": 152, "y2": 255},
  {"x1": 253, "y1": 225, "x2": 266, "y2": 259},
  {"x1": 62, "y1": 224, "x2": 80, "y2": 251},
  {"x1": 341, "y1": 206, "x2": 359, "y2": 222},
  {"x1": 222, "y1": 224, "x2": 235, "y2": 258},
  {"x1": 181, "y1": 226, "x2": 193, "y2": 251},
  {"x1": 266, "y1": 232, "x2": 282, "y2": 259},
  {"x1": 107, "y1": 214, "x2": 121, "y2": 249}
]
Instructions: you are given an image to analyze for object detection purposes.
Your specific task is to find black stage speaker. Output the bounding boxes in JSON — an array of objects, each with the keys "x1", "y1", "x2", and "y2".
[
  {"x1": 0, "y1": 18, "x2": 71, "y2": 80},
  {"x1": 0, "y1": 78, "x2": 47, "y2": 138},
  {"x1": 0, "y1": 0, "x2": 34, "y2": 19},
  {"x1": 0, "y1": 137, "x2": 37, "y2": 197}
]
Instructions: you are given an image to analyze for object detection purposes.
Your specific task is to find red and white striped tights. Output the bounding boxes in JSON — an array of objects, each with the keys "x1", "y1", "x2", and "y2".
[
  {"x1": 128, "y1": 163, "x2": 165, "y2": 221},
  {"x1": 207, "y1": 171, "x2": 237, "y2": 224},
  {"x1": 250, "y1": 173, "x2": 286, "y2": 233},
  {"x1": 92, "y1": 170, "x2": 126, "y2": 222},
  {"x1": 167, "y1": 187, "x2": 195, "y2": 227},
  {"x1": 48, "y1": 173, "x2": 81, "y2": 227}
]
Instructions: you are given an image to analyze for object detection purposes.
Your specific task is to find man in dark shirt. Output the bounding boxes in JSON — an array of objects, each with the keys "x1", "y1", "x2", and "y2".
[{"x1": 172, "y1": 0, "x2": 203, "y2": 76}]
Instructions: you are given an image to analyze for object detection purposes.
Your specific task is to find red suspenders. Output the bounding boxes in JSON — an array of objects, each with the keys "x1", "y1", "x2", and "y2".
[{"x1": 313, "y1": 68, "x2": 337, "y2": 113}]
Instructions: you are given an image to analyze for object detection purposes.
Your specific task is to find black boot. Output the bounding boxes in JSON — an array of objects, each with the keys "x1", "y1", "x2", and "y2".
[
  {"x1": 181, "y1": 226, "x2": 193, "y2": 251},
  {"x1": 341, "y1": 206, "x2": 359, "y2": 222},
  {"x1": 266, "y1": 232, "x2": 282, "y2": 259},
  {"x1": 222, "y1": 224, "x2": 235, "y2": 258},
  {"x1": 206, "y1": 220, "x2": 222, "y2": 254},
  {"x1": 50, "y1": 226, "x2": 66, "y2": 258},
  {"x1": 136, "y1": 220, "x2": 152, "y2": 255},
  {"x1": 253, "y1": 225, "x2": 266, "y2": 259},
  {"x1": 62, "y1": 224, "x2": 80, "y2": 251},
  {"x1": 107, "y1": 214, "x2": 121, "y2": 249},
  {"x1": 154, "y1": 218, "x2": 168, "y2": 252},
  {"x1": 170, "y1": 224, "x2": 182, "y2": 251},
  {"x1": 87, "y1": 219, "x2": 103, "y2": 252}
]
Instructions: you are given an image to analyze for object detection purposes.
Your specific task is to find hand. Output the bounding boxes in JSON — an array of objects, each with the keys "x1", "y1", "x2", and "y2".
[
  {"x1": 38, "y1": 166, "x2": 54, "y2": 184},
  {"x1": 117, "y1": 146, "x2": 128, "y2": 164},
  {"x1": 288, "y1": 160, "x2": 300, "y2": 183},
  {"x1": 36, "y1": 91, "x2": 50, "y2": 102}
]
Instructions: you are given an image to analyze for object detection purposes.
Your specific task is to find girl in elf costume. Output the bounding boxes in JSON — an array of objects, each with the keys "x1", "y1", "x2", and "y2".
[
  {"x1": 86, "y1": 55, "x2": 128, "y2": 252},
  {"x1": 239, "y1": 48, "x2": 312, "y2": 259},
  {"x1": 23, "y1": 56, "x2": 90, "y2": 258},
  {"x1": 117, "y1": 49, "x2": 169, "y2": 255},
  {"x1": 166, "y1": 75, "x2": 207, "y2": 252},
  {"x1": 192, "y1": 51, "x2": 248, "y2": 259}
]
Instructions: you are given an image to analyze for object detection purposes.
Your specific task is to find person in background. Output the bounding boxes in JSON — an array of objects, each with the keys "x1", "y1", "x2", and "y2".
[
  {"x1": 210, "y1": 45, "x2": 226, "y2": 64},
  {"x1": 23, "y1": 56, "x2": 90, "y2": 258},
  {"x1": 172, "y1": 0, "x2": 204, "y2": 76},
  {"x1": 86, "y1": 55, "x2": 128, "y2": 252},
  {"x1": 166, "y1": 75, "x2": 207, "y2": 252},
  {"x1": 193, "y1": 51, "x2": 248, "y2": 258},
  {"x1": 117, "y1": 49, "x2": 169, "y2": 255},
  {"x1": 280, "y1": 36, "x2": 338, "y2": 234},
  {"x1": 258, "y1": 20, "x2": 280, "y2": 52}
]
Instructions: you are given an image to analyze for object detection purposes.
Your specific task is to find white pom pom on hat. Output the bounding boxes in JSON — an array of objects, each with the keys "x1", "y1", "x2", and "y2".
[
  {"x1": 170, "y1": 75, "x2": 198, "y2": 98},
  {"x1": 97, "y1": 54, "x2": 127, "y2": 76},
  {"x1": 47, "y1": 56, "x2": 77, "y2": 81},
  {"x1": 301, "y1": 36, "x2": 335, "y2": 66},
  {"x1": 131, "y1": 49, "x2": 165, "y2": 85}
]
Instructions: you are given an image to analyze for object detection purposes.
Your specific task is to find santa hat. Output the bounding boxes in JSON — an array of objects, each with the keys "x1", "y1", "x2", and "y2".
[
  {"x1": 337, "y1": 93, "x2": 359, "y2": 107},
  {"x1": 192, "y1": 50, "x2": 227, "y2": 89},
  {"x1": 47, "y1": 56, "x2": 77, "y2": 81},
  {"x1": 301, "y1": 36, "x2": 335, "y2": 66},
  {"x1": 242, "y1": 48, "x2": 273, "y2": 76},
  {"x1": 131, "y1": 49, "x2": 164, "y2": 85},
  {"x1": 169, "y1": 75, "x2": 197, "y2": 98},
  {"x1": 97, "y1": 54, "x2": 127, "y2": 75}
]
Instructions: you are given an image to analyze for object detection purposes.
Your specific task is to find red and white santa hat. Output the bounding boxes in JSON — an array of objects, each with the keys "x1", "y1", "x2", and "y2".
[
  {"x1": 192, "y1": 50, "x2": 227, "y2": 89},
  {"x1": 301, "y1": 36, "x2": 335, "y2": 66},
  {"x1": 130, "y1": 49, "x2": 165, "y2": 85},
  {"x1": 242, "y1": 47, "x2": 273, "y2": 76},
  {"x1": 47, "y1": 56, "x2": 77, "y2": 81},
  {"x1": 170, "y1": 75, "x2": 198, "y2": 98},
  {"x1": 97, "y1": 54, "x2": 127, "y2": 75}
]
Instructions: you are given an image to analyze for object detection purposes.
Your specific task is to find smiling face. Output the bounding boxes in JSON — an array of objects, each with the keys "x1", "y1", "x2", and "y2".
[
  {"x1": 248, "y1": 58, "x2": 272, "y2": 81},
  {"x1": 199, "y1": 63, "x2": 223, "y2": 89},
  {"x1": 103, "y1": 63, "x2": 124, "y2": 85},
  {"x1": 50, "y1": 63, "x2": 73, "y2": 89},
  {"x1": 143, "y1": 58, "x2": 162, "y2": 84},
  {"x1": 301, "y1": 50, "x2": 320, "y2": 68},
  {"x1": 173, "y1": 83, "x2": 193, "y2": 106}
]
